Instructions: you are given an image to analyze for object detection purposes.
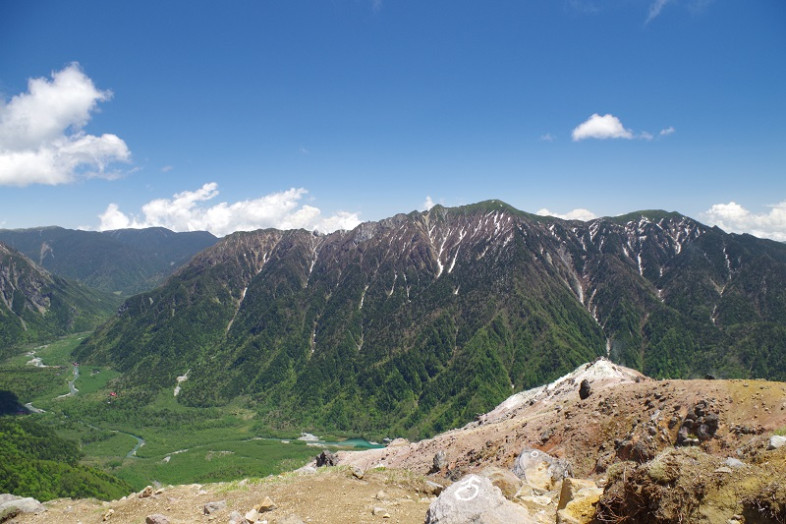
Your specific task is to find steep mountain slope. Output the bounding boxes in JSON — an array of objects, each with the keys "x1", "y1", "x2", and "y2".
[
  {"x1": 0, "y1": 226, "x2": 217, "y2": 295},
  {"x1": 75, "y1": 201, "x2": 786, "y2": 437},
  {"x1": 0, "y1": 243, "x2": 119, "y2": 350}
]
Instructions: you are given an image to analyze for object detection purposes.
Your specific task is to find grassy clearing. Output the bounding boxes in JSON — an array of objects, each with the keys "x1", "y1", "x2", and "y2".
[
  {"x1": 0, "y1": 333, "x2": 353, "y2": 492},
  {"x1": 113, "y1": 438, "x2": 316, "y2": 489}
]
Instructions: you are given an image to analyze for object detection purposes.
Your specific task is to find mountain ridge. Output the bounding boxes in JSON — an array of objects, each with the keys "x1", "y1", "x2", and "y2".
[
  {"x1": 0, "y1": 226, "x2": 218, "y2": 295},
  {"x1": 0, "y1": 242, "x2": 119, "y2": 350},
  {"x1": 74, "y1": 201, "x2": 786, "y2": 438}
]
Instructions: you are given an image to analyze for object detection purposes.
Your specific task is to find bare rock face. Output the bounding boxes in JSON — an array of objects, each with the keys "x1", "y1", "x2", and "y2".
[{"x1": 425, "y1": 474, "x2": 532, "y2": 524}]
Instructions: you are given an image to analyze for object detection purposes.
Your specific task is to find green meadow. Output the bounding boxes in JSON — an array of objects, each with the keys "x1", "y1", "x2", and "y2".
[{"x1": 0, "y1": 333, "x2": 331, "y2": 491}]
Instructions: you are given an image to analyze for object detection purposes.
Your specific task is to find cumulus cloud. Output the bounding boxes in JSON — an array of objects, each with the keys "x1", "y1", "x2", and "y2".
[
  {"x1": 0, "y1": 63, "x2": 130, "y2": 186},
  {"x1": 572, "y1": 113, "x2": 634, "y2": 141},
  {"x1": 702, "y1": 201, "x2": 786, "y2": 242},
  {"x1": 659, "y1": 126, "x2": 675, "y2": 136},
  {"x1": 97, "y1": 183, "x2": 361, "y2": 236},
  {"x1": 423, "y1": 195, "x2": 436, "y2": 211},
  {"x1": 536, "y1": 208, "x2": 598, "y2": 221}
]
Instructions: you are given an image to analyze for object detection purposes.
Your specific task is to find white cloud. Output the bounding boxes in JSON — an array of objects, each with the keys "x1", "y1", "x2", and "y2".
[
  {"x1": 97, "y1": 183, "x2": 361, "y2": 236},
  {"x1": 540, "y1": 133, "x2": 556, "y2": 142},
  {"x1": 646, "y1": 0, "x2": 674, "y2": 23},
  {"x1": 702, "y1": 201, "x2": 786, "y2": 241},
  {"x1": 423, "y1": 195, "x2": 436, "y2": 211},
  {"x1": 0, "y1": 63, "x2": 130, "y2": 186},
  {"x1": 571, "y1": 113, "x2": 634, "y2": 141},
  {"x1": 536, "y1": 208, "x2": 598, "y2": 221},
  {"x1": 161, "y1": 165, "x2": 173, "y2": 173},
  {"x1": 659, "y1": 126, "x2": 675, "y2": 136}
]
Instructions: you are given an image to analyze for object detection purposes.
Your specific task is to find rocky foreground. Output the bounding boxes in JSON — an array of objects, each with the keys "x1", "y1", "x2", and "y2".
[{"x1": 7, "y1": 358, "x2": 786, "y2": 523}]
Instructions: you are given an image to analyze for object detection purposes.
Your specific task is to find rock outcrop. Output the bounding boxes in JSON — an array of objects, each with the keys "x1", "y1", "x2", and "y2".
[{"x1": 425, "y1": 474, "x2": 532, "y2": 524}]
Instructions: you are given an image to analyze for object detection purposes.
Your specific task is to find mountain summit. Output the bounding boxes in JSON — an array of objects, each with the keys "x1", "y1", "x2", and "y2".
[{"x1": 76, "y1": 201, "x2": 786, "y2": 437}]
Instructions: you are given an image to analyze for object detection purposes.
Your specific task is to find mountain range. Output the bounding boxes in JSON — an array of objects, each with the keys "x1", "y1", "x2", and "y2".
[
  {"x1": 0, "y1": 242, "x2": 117, "y2": 352},
  {"x1": 0, "y1": 226, "x2": 217, "y2": 296},
  {"x1": 70, "y1": 201, "x2": 786, "y2": 438}
]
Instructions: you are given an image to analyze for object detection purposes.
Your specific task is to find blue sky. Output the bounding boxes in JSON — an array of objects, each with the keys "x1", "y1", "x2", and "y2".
[{"x1": 1, "y1": 1, "x2": 785, "y2": 238}]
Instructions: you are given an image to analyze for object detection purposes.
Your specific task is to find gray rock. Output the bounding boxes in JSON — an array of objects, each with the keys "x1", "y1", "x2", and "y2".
[
  {"x1": 203, "y1": 500, "x2": 227, "y2": 514},
  {"x1": 432, "y1": 450, "x2": 447, "y2": 471},
  {"x1": 511, "y1": 448, "x2": 571, "y2": 491},
  {"x1": 768, "y1": 435, "x2": 786, "y2": 450},
  {"x1": 0, "y1": 496, "x2": 46, "y2": 519},
  {"x1": 316, "y1": 449, "x2": 338, "y2": 467},
  {"x1": 228, "y1": 510, "x2": 246, "y2": 524},
  {"x1": 425, "y1": 474, "x2": 532, "y2": 524},
  {"x1": 724, "y1": 457, "x2": 746, "y2": 468},
  {"x1": 145, "y1": 515, "x2": 170, "y2": 524}
]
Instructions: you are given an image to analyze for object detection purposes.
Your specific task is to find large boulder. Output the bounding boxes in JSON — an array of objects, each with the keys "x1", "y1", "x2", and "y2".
[
  {"x1": 425, "y1": 474, "x2": 532, "y2": 524},
  {"x1": 0, "y1": 495, "x2": 45, "y2": 520},
  {"x1": 512, "y1": 448, "x2": 571, "y2": 491}
]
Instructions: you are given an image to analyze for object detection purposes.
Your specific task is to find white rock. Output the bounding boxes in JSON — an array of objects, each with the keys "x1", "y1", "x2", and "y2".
[{"x1": 425, "y1": 474, "x2": 532, "y2": 524}]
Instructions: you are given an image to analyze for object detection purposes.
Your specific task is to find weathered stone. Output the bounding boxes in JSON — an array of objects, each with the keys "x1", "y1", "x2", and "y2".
[
  {"x1": 203, "y1": 500, "x2": 227, "y2": 514},
  {"x1": 677, "y1": 402, "x2": 719, "y2": 446},
  {"x1": 556, "y1": 478, "x2": 603, "y2": 524},
  {"x1": 257, "y1": 496, "x2": 276, "y2": 512},
  {"x1": 102, "y1": 508, "x2": 115, "y2": 521},
  {"x1": 579, "y1": 379, "x2": 592, "y2": 400},
  {"x1": 479, "y1": 466, "x2": 523, "y2": 500},
  {"x1": 512, "y1": 448, "x2": 571, "y2": 491},
  {"x1": 372, "y1": 506, "x2": 389, "y2": 515},
  {"x1": 425, "y1": 474, "x2": 532, "y2": 524},
  {"x1": 557, "y1": 478, "x2": 599, "y2": 511},
  {"x1": 0, "y1": 495, "x2": 46, "y2": 520},
  {"x1": 139, "y1": 485, "x2": 154, "y2": 498},
  {"x1": 432, "y1": 450, "x2": 447, "y2": 472},
  {"x1": 516, "y1": 493, "x2": 555, "y2": 524},
  {"x1": 351, "y1": 465, "x2": 364, "y2": 479},
  {"x1": 145, "y1": 514, "x2": 169, "y2": 524},
  {"x1": 227, "y1": 510, "x2": 246, "y2": 524},
  {"x1": 245, "y1": 508, "x2": 260, "y2": 522},
  {"x1": 768, "y1": 435, "x2": 786, "y2": 450},
  {"x1": 316, "y1": 449, "x2": 338, "y2": 467}
]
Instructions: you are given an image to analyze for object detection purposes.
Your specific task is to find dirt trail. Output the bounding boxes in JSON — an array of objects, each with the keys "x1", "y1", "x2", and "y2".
[{"x1": 14, "y1": 468, "x2": 435, "y2": 524}]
